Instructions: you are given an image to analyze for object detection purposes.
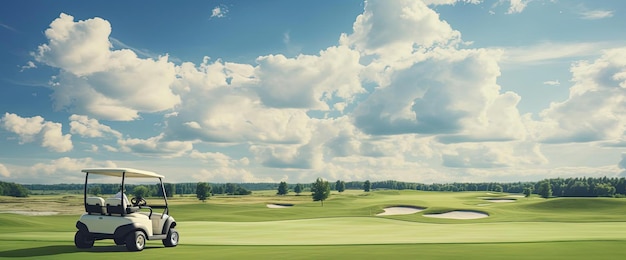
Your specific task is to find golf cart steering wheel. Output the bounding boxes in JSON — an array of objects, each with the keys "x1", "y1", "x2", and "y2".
[{"x1": 131, "y1": 197, "x2": 147, "y2": 207}]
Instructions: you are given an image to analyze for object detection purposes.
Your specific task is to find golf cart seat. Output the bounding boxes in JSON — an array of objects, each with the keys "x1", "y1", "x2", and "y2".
[
  {"x1": 86, "y1": 197, "x2": 106, "y2": 215},
  {"x1": 105, "y1": 198, "x2": 140, "y2": 215},
  {"x1": 105, "y1": 198, "x2": 125, "y2": 215}
]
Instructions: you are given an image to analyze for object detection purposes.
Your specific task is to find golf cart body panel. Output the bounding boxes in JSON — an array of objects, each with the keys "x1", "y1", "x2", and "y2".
[
  {"x1": 77, "y1": 212, "x2": 175, "y2": 239},
  {"x1": 78, "y1": 213, "x2": 153, "y2": 236},
  {"x1": 75, "y1": 168, "x2": 178, "y2": 251}
]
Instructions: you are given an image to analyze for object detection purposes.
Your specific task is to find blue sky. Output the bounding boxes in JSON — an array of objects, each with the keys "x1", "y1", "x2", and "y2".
[{"x1": 2, "y1": 0, "x2": 626, "y2": 184}]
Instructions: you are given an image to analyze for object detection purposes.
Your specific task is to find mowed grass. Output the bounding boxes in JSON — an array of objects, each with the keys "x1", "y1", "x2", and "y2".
[
  {"x1": 2, "y1": 190, "x2": 626, "y2": 259},
  {"x1": 2, "y1": 240, "x2": 626, "y2": 260}
]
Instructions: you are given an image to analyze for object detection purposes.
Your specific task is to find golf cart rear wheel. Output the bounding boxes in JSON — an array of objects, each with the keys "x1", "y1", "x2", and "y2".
[
  {"x1": 74, "y1": 231, "x2": 94, "y2": 249},
  {"x1": 125, "y1": 231, "x2": 146, "y2": 251},
  {"x1": 162, "y1": 228, "x2": 179, "y2": 247}
]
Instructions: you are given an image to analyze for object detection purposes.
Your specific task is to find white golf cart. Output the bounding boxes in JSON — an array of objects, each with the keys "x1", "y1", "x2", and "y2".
[{"x1": 74, "y1": 168, "x2": 179, "y2": 251}]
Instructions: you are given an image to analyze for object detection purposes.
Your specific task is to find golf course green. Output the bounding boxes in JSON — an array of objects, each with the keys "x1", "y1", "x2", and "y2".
[{"x1": 2, "y1": 190, "x2": 626, "y2": 259}]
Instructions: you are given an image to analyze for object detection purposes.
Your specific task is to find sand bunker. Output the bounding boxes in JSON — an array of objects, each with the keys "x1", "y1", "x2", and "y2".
[
  {"x1": 266, "y1": 204, "x2": 294, "y2": 208},
  {"x1": 423, "y1": 210, "x2": 488, "y2": 219},
  {"x1": 377, "y1": 206, "x2": 424, "y2": 216}
]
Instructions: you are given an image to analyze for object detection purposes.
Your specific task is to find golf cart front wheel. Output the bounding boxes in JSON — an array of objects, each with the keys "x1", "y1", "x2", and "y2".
[
  {"x1": 162, "y1": 228, "x2": 179, "y2": 247},
  {"x1": 114, "y1": 237, "x2": 125, "y2": 245},
  {"x1": 125, "y1": 231, "x2": 146, "y2": 251},
  {"x1": 74, "y1": 231, "x2": 94, "y2": 249}
]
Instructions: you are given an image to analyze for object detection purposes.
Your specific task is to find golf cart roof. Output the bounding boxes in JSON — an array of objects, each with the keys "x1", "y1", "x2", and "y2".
[{"x1": 81, "y1": 168, "x2": 164, "y2": 179}]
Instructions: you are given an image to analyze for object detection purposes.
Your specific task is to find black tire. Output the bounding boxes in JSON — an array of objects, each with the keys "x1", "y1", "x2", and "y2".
[
  {"x1": 114, "y1": 237, "x2": 125, "y2": 246},
  {"x1": 125, "y1": 231, "x2": 146, "y2": 251},
  {"x1": 162, "y1": 228, "x2": 179, "y2": 247},
  {"x1": 74, "y1": 231, "x2": 94, "y2": 249}
]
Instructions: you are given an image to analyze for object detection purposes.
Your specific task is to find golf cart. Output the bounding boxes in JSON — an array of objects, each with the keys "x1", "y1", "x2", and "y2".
[{"x1": 74, "y1": 168, "x2": 178, "y2": 251}]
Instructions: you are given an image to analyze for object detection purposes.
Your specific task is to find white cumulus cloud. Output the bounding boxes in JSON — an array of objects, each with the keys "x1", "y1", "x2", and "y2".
[
  {"x1": 165, "y1": 58, "x2": 314, "y2": 144},
  {"x1": 190, "y1": 150, "x2": 239, "y2": 167},
  {"x1": 441, "y1": 141, "x2": 547, "y2": 168},
  {"x1": 69, "y1": 114, "x2": 122, "y2": 138},
  {"x1": 118, "y1": 134, "x2": 193, "y2": 158},
  {"x1": 254, "y1": 46, "x2": 364, "y2": 110},
  {"x1": 1, "y1": 113, "x2": 73, "y2": 152},
  {"x1": 532, "y1": 48, "x2": 626, "y2": 143},
  {"x1": 353, "y1": 47, "x2": 525, "y2": 143},
  {"x1": 33, "y1": 13, "x2": 180, "y2": 121},
  {"x1": 340, "y1": 0, "x2": 461, "y2": 59},
  {"x1": 28, "y1": 157, "x2": 116, "y2": 183}
]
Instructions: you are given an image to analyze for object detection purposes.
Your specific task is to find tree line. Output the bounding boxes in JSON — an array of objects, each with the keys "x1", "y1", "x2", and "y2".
[
  {"x1": 24, "y1": 182, "x2": 278, "y2": 195},
  {"x1": 532, "y1": 177, "x2": 626, "y2": 198},
  {"x1": 267, "y1": 177, "x2": 626, "y2": 199},
  {"x1": 24, "y1": 183, "x2": 177, "y2": 198},
  {"x1": 15, "y1": 176, "x2": 626, "y2": 199}
]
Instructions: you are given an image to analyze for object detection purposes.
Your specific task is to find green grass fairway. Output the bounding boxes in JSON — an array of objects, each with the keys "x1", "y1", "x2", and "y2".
[
  {"x1": 2, "y1": 241, "x2": 626, "y2": 260},
  {"x1": 2, "y1": 190, "x2": 626, "y2": 259},
  {"x1": 179, "y1": 219, "x2": 626, "y2": 245},
  {"x1": 6, "y1": 219, "x2": 626, "y2": 246}
]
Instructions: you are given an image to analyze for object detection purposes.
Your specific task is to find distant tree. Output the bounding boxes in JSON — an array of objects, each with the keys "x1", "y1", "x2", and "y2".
[
  {"x1": 363, "y1": 180, "x2": 371, "y2": 192},
  {"x1": 336, "y1": 180, "x2": 345, "y2": 193},
  {"x1": 196, "y1": 182, "x2": 211, "y2": 202},
  {"x1": 154, "y1": 183, "x2": 176, "y2": 198},
  {"x1": 277, "y1": 181, "x2": 288, "y2": 195},
  {"x1": 294, "y1": 183, "x2": 303, "y2": 195},
  {"x1": 226, "y1": 183, "x2": 237, "y2": 195},
  {"x1": 89, "y1": 186, "x2": 101, "y2": 196},
  {"x1": 493, "y1": 184, "x2": 503, "y2": 192},
  {"x1": 569, "y1": 181, "x2": 590, "y2": 197},
  {"x1": 0, "y1": 182, "x2": 29, "y2": 197},
  {"x1": 523, "y1": 187, "x2": 532, "y2": 198},
  {"x1": 214, "y1": 183, "x2": 251, "y2": 195},
  {"x1": 594, "y1": 183, "x2": 616, "y2": 197},
  {"x1": 311, "y1": 178, "x2": 331, "y2": 206},
  {"x1": 235, "y1": 186, "x2": 252, "y2": 195},
  {"x1": 214, "y1": 185, "x2": 225, "y2": 195},
  {"x1": 163, "y1": 183, "x2": 175, "y2": 198},
  {"x1": 616, "y1": 179, "x2": 626, "y2": 195},
  {"x1": 133, "y1": 185, "x2": 150, "y2": 199},
  {"x1": 537, "y1": 180, "x2": 552, "y2": 198}
]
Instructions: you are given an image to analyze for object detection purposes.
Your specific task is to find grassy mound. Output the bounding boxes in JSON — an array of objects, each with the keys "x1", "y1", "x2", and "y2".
[{"x1": 521, "y1": 198, "x2": 625, "y2": 211}]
